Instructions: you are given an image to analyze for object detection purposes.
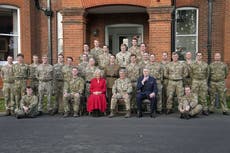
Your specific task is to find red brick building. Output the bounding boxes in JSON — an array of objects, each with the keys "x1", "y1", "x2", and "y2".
[{"x1": 0, "y1": 0, "x2": 230, "y2": 87}]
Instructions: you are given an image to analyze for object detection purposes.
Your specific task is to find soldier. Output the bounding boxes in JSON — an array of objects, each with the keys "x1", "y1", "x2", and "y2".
[
  {"x1": 161, "y1": 52, "x2": 170, "y2": 112},
  {"x1": 13, "y1": 53, "x2": 29, "y2": 110},
  {"x1": 78, "y1": 54, "x2": 88, "y2": 79},
  {"x1": 139, "y1": 52, "x2": 150, "y2": 72},
  {"x1": 84, "y1": 58, "x2": 98, "y2": 98},
  {"x1": 109, "y1": 69, "x2": 133, "y2": 118},
  {"x1": 98, "y1": 45, "x2": 112, "y2": 69},
  {"x1": 116, "y1": 44, "x2": 131, "y2": 68},
  {"x1": 62, "y1": 57, "x2": 74, "y2": 89},
  {"x1": 164, "y1": 52, "x2": 188, "y2": 114},
  {"x1": 138, "y1": 43, "x2": 147, "y2": 62},
  {"x1": 79, "y1": 43, "x2": 93, "y2": 63},
  {"x1": 104, "y1": 55, "x2": 120, "y2": 104},
  {"x1": 128, "y1": 38, "x2": 140, "y2": 55},
  {"x1": 126, "y1": 54, "x2": 141, "y2": 112},
  {"x1": 190, "y1": 52, "x2": 209, "y2": 115},
  {"x1": 184, "y1": 51, "x2": 194, "y2": 86},
  {"x1": 52, "y1": 54, "x2": 65, "y2": 114},
  {"x1": 146, "y1": 54, "x2": 164, "y2": 114},
  {"x1": 90, "y1": 40, "x2": 103, "y2": 64},
  {"x1": 178, "y1": 86, "x2": 202, "y2": 119},
  {"x1": 1, "y1": 56, "x2": 15, "y2": 115},
  {"x1": 29, "y1": 55, "x2": 39, "y2": 96},
  {"x1": 63, "y1": 67, "x2": 85, "y2": 117},
  {"x1": 15, "y1": 86, "x2": 38, "y2": 119},
  {"x1": 209, "y1": 52, "x2": 229, "y2": 115},
  {"x1": 37, "y1": 55, "x2": 53, "y2": 115}
]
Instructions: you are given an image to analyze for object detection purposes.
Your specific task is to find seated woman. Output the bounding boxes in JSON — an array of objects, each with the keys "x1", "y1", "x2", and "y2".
[{"x1": 87, "y1": 69, "x2": 107, "y2": 116}]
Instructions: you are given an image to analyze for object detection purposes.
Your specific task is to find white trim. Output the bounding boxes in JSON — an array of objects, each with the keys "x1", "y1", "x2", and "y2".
[{"x1": 175, "y1": 7, "x2": 199, "y2": 53}]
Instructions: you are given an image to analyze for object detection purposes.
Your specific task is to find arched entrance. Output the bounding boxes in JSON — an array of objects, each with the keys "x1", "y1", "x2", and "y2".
[{"x1": 86, "y1": 5, "x2": 149, "y2": 54}]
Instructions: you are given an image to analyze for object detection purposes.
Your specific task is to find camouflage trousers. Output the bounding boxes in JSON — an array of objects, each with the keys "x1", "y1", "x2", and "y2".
[
  {"x1": 162, "y1": 79, "x2": 168, "y2": 110},
  {"x1": 85, "y1": 82, "x2": 91, "y2": 98},
  {"x1": 111, "y1": 93, "x2": 131, "y2": 111},
  {"x1": 2, "y1": 82, "x2": 14, "y2": 111},
  {"x1": 184, "y1": 77, "x2": 192, "y2": 87},
  {"x1": 131, "y1": 82, "x2": 137, "y2": 110},
  {"x1": 179, "y1": 104, "x2": 202, "y2": 116},
  {"x1": 191, "y1": 79, "x2": 208, "y2": 111},
  {"x1": 53, "y1": 80, "x2": 64, "y2": 112},
  {"x1": 15, "y1": 106, "x2": 38, "y2": 118},
  {"x1": 14, "y1": 79, "x2": 27, "y2": 110},
  {"x1": 156, "y1": 80, "x2": 162, "y2": 112},
  {"x1": 166, "y1": 80, "x2": 184, "y2": 110},
  {"x1": 209, "y1": 81, "x2": 229, "y2": 113},
  {"x1": 30, "y1": 79, "x2": 39, "y2": 96},
  {"x1": 38, "y1": 81, "x2": 53, "y2": 112},
  {"x1": 63, "y1": 93, "x2": 80, "y2": 113}
]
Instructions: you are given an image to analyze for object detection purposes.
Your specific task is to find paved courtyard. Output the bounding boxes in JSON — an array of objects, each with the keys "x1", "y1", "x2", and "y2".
[{"x1": 0, "y1": 113, "x2": 230, "y2": 153}]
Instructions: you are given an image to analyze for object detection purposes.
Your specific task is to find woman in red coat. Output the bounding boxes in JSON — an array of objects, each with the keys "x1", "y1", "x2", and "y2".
[{"x1": 87, "y1": 69, "x2": 107, "y2": 116}]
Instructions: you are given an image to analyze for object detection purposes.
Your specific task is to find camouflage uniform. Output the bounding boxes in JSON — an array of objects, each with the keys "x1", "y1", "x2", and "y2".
[
  {"x1": 178, "y1": 93, "x2": 202, "y2": 117},
  {"x1": 78, "y1": 61, "x2": 88, "y2": 79},
  {"x1": 1, "y1": 63, "x2": 15, "y2": 113},
  {"x1": 111, "y1": 78, "x2": 133, "y2": 111},
  {"x1": 190, "y1": 61, "x2": 209, "y2": 112},
  {"x1": 29, "y1": 63, "x2": 39, "y2": 95},
  {"x1": 161, "y1": 61, "x2": 169, "y2": 109},
  {"x1": 128, "y1": 46, "x2": 141, "y2": 62},
  {"x1": 209, "y1": 61, "x2": 229, "y2": 113},
  {"x1": 13, "y1": 63, "x2": 29, "y2": 110},
  {"x1": 15, "y1": 94, "x2": 38, "y2": 118},
  {"x1": 126, "y1": 63, "x2": 141, "y2": 110},
  {"x1": 90, "y1": 47, "x2": 103, "y2": 64},
  {"x1": 62, "y1": 65, "x2": 73, "y2": 90},
  {"x1": 164, "y1": 61, "x2": 188, "y2": 110},
  {"x1": 116, "y1": 51, "x2": 131, "y2": 68},
  {"x1": 139, "y1": 60, "x2": 150, "y2": 72},
  {"x1": 183, "y1": 61, "x2": 194, "y2": 86},
  {"x1": 98, "y1": 53, "x2": 112, "y2": 69},
  {"x1": 146, "y1": 62, "x2": 164, "y2": 112},
  {"x1": 37, "y1": 64, "x2": 53, "y2": 112},
  {"x1": 63, "y1": 76, "x2": 85, "y2": 115},
  {"x1": 53, "y1": 62, "x2": 64, "y2": 113},
  {"x1": 84, "y1": 65, "x2": 98, "y2": 97}
]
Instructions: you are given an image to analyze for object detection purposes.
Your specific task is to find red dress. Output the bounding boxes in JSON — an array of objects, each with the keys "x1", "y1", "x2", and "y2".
[{"x1": 87, "y1": 78, "x2": 107, "y2": 112}]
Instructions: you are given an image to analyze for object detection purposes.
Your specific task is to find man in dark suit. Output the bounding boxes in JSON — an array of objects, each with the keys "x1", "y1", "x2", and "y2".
[{"x1": 136, "y1": 68, "x2": 158, "y2": 118}]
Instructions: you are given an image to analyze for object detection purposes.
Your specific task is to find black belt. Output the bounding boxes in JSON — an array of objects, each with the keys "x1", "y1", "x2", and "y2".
[
  {"x1": 86, "y1": 81, "x2": 91, "y2": 83},
  {"x1": 131, "y1": 81, "x2": 137, "y2": 83}
]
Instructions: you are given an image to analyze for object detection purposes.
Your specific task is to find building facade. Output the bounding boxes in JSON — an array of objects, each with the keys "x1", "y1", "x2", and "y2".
[{"x1": 0, "y1": 0, "x2": 230, "y2": 86}]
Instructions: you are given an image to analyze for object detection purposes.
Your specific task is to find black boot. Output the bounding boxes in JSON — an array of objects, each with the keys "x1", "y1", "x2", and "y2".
[
  {"x1": 137, "y1": 111, "x2": 142, "y2": 118},
  {"x1": 150, "y1": 111, "x2": 156, "y2": 118}
]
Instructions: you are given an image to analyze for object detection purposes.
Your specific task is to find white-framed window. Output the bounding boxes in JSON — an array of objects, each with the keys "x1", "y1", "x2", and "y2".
[
  {"x1": 57, "y1": 11, "x2": 63, "y2": 54},
  {"x1": 175, "y1": 7, "x2": 198, "y2": 59},
  {"x1": 0, "y1": 5, "x2": 20, "y2": 62}
]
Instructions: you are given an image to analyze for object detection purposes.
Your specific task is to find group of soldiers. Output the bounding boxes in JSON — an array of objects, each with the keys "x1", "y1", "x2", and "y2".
[{"x1": 1, "y1": 38, "x2": 229, "y2": 119}]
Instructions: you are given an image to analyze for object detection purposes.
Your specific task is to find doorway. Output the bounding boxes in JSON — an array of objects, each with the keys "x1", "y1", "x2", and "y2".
[{"x1": 105, "y1": 24, "x2": 143, "y2": 55}]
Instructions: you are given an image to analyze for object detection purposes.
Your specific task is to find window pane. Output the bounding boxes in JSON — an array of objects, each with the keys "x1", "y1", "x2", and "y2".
[
  {"x1": 175, "y1": 36, "x2": 196, "y2": 58},
  {"x1": 0, "y1": 8, "x2": 18, "y2": 35},
  {"x1": 176, "y1": 9, "x2": 197, "y2": 35},
  {"x1": 0, "y1": 6, "x2": 18, "y2": 61}
]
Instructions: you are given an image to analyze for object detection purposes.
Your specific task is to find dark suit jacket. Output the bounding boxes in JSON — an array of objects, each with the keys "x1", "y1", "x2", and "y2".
[{"x1": 137, "y1": 76, "x2": 158, "y2": 96}]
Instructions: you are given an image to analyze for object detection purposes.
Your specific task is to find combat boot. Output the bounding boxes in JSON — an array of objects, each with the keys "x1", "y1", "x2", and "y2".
[
  {"x1": 223, "y1": 112, "x2": 229, "y2": 115},
  {"x1": 108, "y1": 109, "x2": 115, "y2": 118},
  {"x1": 5, "y1": 109, "x2": 11, "y2": 116},
  {"x1": 124, "y1": 110, "x2": 131, "y2": 118},
  {"x1": 73, "y1": 112, "x2": 79, "y2": 117},
  {"x1": 63, "y1": 112, "x2": 69, "y2": 118},
  {"x1": 202, "y1": 110, "x2": 209, "y2": 116},
  {"x1": 137, "y1": 111, "x2": 142, "y2": 118},
  {"x1": 52, "y1": 109, "x2": 58, "y2": 115},
  {"x1": 150, "y1": 111, "x2": 156, "y2": 118}
]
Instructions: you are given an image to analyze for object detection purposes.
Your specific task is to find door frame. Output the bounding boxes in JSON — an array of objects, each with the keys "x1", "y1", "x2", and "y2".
[{"x1": 105, "y1": 24, "x2": 144, "y2": 53}]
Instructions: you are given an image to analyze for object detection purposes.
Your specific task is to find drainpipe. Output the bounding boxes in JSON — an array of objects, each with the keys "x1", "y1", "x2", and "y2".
[
  {"x1": 171, "y1": 0, "x2": 176, "y2": 52},
  {"x1": 207, "y1": 0, "x2": 213, "y2": 64},
  {"x1": 34, "y1": 0, "x2": 53, "y2": 64}
]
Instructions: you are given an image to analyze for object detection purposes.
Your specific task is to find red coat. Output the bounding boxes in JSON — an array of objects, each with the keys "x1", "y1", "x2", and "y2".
[{"x1": 87, "y1": 78, "x2": 107, "y2": 112}]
